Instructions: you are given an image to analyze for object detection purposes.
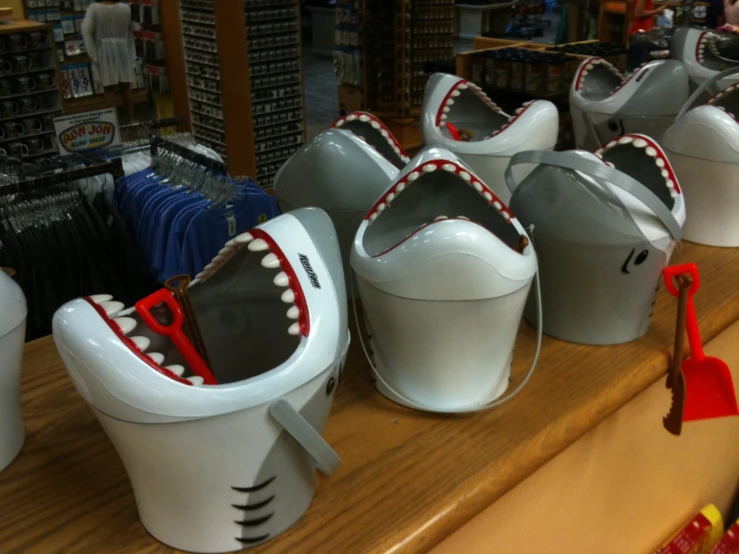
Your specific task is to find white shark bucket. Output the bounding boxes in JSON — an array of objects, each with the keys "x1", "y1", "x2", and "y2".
[
  {"x1": 569, "y1": 57, "x2": 689, "y2": 151},
  {"x1": 331, "y1": 111, "x2": 410, "y2": 169},
  {"x1": 663, "y1": 67, "x2": 739, "y2": 247},
  {"x1": 420, "y1": 73, "x2": 559, "y2": 203},
  {"x1": 507, "y1": 138, "x2": 685, "y2": 345},
  {"x1": 671, "y1": 27, "x2": 739, "y2": 96},
  {"x1": 273, "y1": 127, "x2": 398, "y2": 298},
  {"x1": 351, "y1": 147, "x2": 540, "y2": 413},
  {"x1": 52, "y1": 209, "x2": 349, "y2": 553},
  {"x1": 0, "y1": 268, "x2": 26, "y2": 472}
]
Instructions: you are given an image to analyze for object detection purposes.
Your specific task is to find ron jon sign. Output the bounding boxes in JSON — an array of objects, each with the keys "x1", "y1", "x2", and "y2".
[{"x1": 54, "y1": 108, "x2": 121, "y2": 154}]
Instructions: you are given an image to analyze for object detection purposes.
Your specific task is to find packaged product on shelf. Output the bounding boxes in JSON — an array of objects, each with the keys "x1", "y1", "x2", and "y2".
[
  {"x1": 708, "y1": 520, "x2": 739, "y2": 553},
  {"x1": 53, "y1": 25, "x2": 64, "y2": 42},
  {"x1": 655, "y1": 505, "x2": 723, "y2": 554},
  {"x1": 61, "y1": 17, "x2": 75, "y2": 35},
  {"x1": 74, "y1": 16, "x2": 84, "y2": 35},
  {"x1": 59, "y1": 68, "x2": 71, "y2": 99},
  {"x1": 73, "y1": 0, "x2": 82, "y2": 10}
]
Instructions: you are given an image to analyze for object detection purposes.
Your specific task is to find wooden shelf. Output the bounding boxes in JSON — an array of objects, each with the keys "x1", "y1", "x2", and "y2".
[{"x1": 63, "y1": 88, "x2": 148, "y2": 115}]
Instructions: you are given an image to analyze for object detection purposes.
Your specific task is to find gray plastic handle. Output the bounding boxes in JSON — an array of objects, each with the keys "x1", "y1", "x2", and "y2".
[
  {"x1": 676, "y1": 65, "x2": 739, "y2": 121},
  {"x1": 505, "y1": 149, "x2": 683, "y2": 242},
  {"x1": 269, "y1": 398, "x2": 341, "y2": 475}
]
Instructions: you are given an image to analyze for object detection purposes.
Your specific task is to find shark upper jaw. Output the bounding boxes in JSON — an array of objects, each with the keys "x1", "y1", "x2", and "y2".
[
  {"x1": 52, "y1": 210, "x2": 345, "y2": 422},
  {"x1": 573, "y1": 56, "x2": 625, "y2": 95},
  {"x1": 706, "y1": 83, "x2": 739, "y2": 121},
  {"x1": 331, "y1": 111, "x2": 410, "y2": 168}
]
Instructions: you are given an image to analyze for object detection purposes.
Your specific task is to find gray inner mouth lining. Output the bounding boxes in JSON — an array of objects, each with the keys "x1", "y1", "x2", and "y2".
[
  {"x1": 710, "y1": 87, "x2": 739, "y2": 116},
  {"x1": 444, "y1": 88, "x2": 509, "y2": 140},
  {"x1": 341, "y1": 120, "x2": 406, "y2": 169},
  {"x1": 363, "y1": 171, "x2": 521, "y2": 256},
  {"x1": 578, "y1": 64, "x2": 623, "y2": 101}
]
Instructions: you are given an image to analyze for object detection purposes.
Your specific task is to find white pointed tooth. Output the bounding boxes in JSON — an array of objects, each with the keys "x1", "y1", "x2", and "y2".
[
  {"x1": 274, "y1": 271, "x2": 289, "y2": 287},
  {"x1": 288, "y1": 322, "x2": 301, "y2": 335},
  {"x1": 502, "y1": 212, "x2": 511, "y2": 220},
  {"x1": 523, "y1": 100, "x2": 534, "y2": 106},
  {"x1": 218, "y1": 246, "x2": 233, "y2": 256},
  {"x1": 376, "y1": 202, "x2": 386, "y2": 213},
  {"x1": 592, "y1": 59, "x2": 602, "y2": 65},
  {"x1": 396, "y1": 182, "x2": 406, "y2": 192},
  {"x1": 359, "y1": 114, "x2": 370, "y2": 122},
  {"x1": 187, "y1": 376, "x2": 205, "y2": 385},
  {"x1": 408, "y1": 171, "x2": 420, "y2": 181},
  {"x1": 493, "y1": 201, "x2": 502, "y2": 210},
  {"x1": 369, "y1": 212, "x2": 378, "y2": 221},
  {"x1": 386, "y1": 192, "x2": 396, "y2": 202},
  {"x1": 515, "y1": 108, "x2": 523, "y2": 114},
  {"x1": 165, "y1": 364, "x2": 185, "y2": 376},
  {"x1": 434, "y1": 215, "x2": 448, "y2": 221},
  {"x1": 606, "y1": 141, "x2": 617, "y2": 149},
  {"x1": 335, "y1": 119, "x2": 344, "y2": 127},
  {"x1": 633, "y1": 138, "x2": 647, "y2": 148},
  {"x1": 458, "y1": 215, "x2": 470, "y2": 220},
  {"x1": 370, "y1": 120, "x2": 380, "y2": 129},
  {"x1": 90, "y1": 294, "x2": 113, "y2": 303},
  {"x1": 581, "y1": 70, "x2": 589, "y2": 77},
  {"x1": 459, "y1": 171, "x2": 471, "y2": 181},
  {"x1": 656, "y1": 157, "x2": 665, "y2": 168},
  {"x1": 225, "y1": 239, "x2": 237, "y2": 247},
  {"x1": 346, "y1": 114, "x2": 357, "y2": 121},
  {"x1": 606, "y1": 162, "x2": 615, "y2": 168},
  {"x1": 423, "y1": 164, "x2": 437, "y2": 173},
  {"x1": 661, "y1": 169, "x2": 669, "y2": 178},
  {"x1": 645, "y1": 146, "x2": 657, "y2": 157},
  {"x1": 130, "y1": 336, "x2": 150, "y2": 351},
  {"x1": 281, "y1": 289, "x2": 295, "y2": 303},
  {"x1": 402, "y1": 156, "x2": 410, "y2": 163},
  {"x1": 261, "y1": 253, "x2": 280, "y2": 268},
  {"x1": 446, "y1": 99, "x2": 455, "y2": 106},
  {"x1": 440, "y1": 114, "x2": 447, "y2": 120},
  {"x1": 483, "y1": 192, "x2": 493, "y2": 202},
  {"x1": 451, "y1": 90, "x2": 460, "y2": 97},
  {"x1": 472, "y1": 181, "x2": 483, "y2": 192},
  {"x1": 442, "y1": 163, "x2": 456, "y2": 172},
  {"x1": 585, "y1": 63, "x2": 594, "y2": 71},
  {"x1": 618, "y1": 136, "x2": 633, "y2": 145},
  {"x1": 458, "y1": 83, "x2": 468, "y2": 90},
  {"x1": 203, "y1": 263, "x2": 217, "y2": 272},
  {"x1": 213, "y1": 254, "x2": 227, "y2": 264},
  {"x1": 594, "y1": 153, "x2": 603, "y2": 159},
  {"x1": 100, "y1": 301, "x2": 124, "y2": 317},
  {"x1": 442, "y1": 106, "x2": 450, "y2": 113},
  {"x1": 234, "y1": 232, "x2": 253, "y2": 244},
  {"x1": 666, "y1": 179, "x2": 675, "y2": 189},
  {"x1": 148, "y1": 352, "x2": 165, "y2": 365},
  {"x1": 247, "y1": 238, "x2": 269, "y2": 251},
  {"x1": 114, "y1": 317, "x2": 136, "y2": 335},
  {"x1": 440, "y1": 121, "x2": 447, "y2": 127},
  {"x1": 670, "y1": 189, "x2": 677, "y2": 198},
  {"x1": 393, "y1": 146, "x2": 401, "y2": 154},
  {"x1": 287, "y1": 305, "x2": 300, "y2": 319},
  {"x1": 381, "y1": 129, "x2": 389, "y2": 138}
]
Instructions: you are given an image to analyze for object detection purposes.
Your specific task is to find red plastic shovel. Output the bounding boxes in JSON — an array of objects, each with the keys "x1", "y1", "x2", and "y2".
[{"x1": 663, "y1": 263, "x2": 739, "y2": 431}]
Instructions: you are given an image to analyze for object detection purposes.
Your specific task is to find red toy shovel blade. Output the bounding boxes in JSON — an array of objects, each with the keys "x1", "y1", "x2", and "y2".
[{"x1": 683, "y1": 357, "x2": 739, "y2": 422}]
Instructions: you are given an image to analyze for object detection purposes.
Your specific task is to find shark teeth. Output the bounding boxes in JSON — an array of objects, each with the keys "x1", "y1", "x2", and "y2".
[
  {"x1": 575, "y1": 57, "x2": 625, "y2": 92},
  {"x1": 437, "y1": 79, "x2": 507, "y2": 127},
  {"x1": 332, "y1": 111, "x2": 410, "y2": 165}
]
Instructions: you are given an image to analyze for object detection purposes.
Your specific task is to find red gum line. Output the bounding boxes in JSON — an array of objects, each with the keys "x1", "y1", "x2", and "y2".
[
  {"x1": 600, "y1": 134, "x2": 681, "y2": 193},
  {"x1": 249, "y1": 228, "x2": 311, "y2": 337},
  {"x1": 487, "y1": 103, "x2": 533, "y2": 138},
  {"x1": 574, "y1": 57, "x2": 600, "y2": 91},
  {"x1": 364, "y1": 159, "x2": 515, "y2": 221},
  {"x1": 706, "y1": 85, "x2": 739, "y2": 107},
  {"x1": 371, "y1": 218, "x2": 524, "y2": 259},
  {"x1": 83, "y1": 297, "x2": 193, "y2": 386},
  {"x1": 331, "y1": 112, "x2": 409, "y2": 158},
  {"x1": 695, "y1": 32, "x2": 707, "y2": 61},
  {"x1": 435, "y1": 80, "x2": 476, "y2": 127}
]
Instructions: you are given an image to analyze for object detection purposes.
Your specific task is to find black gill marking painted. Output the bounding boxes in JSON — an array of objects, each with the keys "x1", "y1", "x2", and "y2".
[
  {"x1": 298, "y1": 253, "x2": 321, "y2": 289},
  {"x1": 235, "y1": 513, "x2": 274, "y2": 527},
  {"x1": 232, "y1": 496, "x2": 275, "y2": 511},
  {"x1": 635, "y1": 249, "x2": 649, "y2": 265},
  {"x1": 235, "y1": 534, "x2": 270, "y2": 545},
  {"x1": 232, "y1": 475, "x2": 276, "y2": 493},
  {"x1": 621, "y1": 248, "x2": 635, "y2": 274}
]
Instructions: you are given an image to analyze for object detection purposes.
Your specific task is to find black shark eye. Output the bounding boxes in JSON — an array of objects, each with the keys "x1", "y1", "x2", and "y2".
[
  {"x1": 608, "y1": 120, "x2": 619, "y2": 132},
  {"x1": 326, "y1": 376, "x2": 336, "y2": 395},
  {"x1": 635, "y1": 250, "x2": 649, "y2": 265}
]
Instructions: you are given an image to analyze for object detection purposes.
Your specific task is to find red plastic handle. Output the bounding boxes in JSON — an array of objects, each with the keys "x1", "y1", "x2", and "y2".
[
  {"x1": 663, "y1": 263, "x2": 700, "y2": 298},
  {"x1": 445, "y1": 122, "x2": 462, "y2": 141},
  {"x1": 135, "y1": 289, "x2": 218, "y2": 385}
]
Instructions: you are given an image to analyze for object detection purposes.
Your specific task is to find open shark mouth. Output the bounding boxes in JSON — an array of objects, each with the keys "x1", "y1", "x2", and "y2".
[
  {"x1": 595, "y1": 134, "x2": 680, "y2": 210},
  {"x1": 331, "y1": 112, "x2": 410, "y2": 168},
  {"x1": 696, "y1": 31, "x2": 739, "y2": 68},
  {"x1": 706, "y1": 83, "x2": 739, "y2": 120},
  {"x1": 361, "y1": 155, "x2": 523, "y2": 257},
  {"x1": 573, "y1": 57, "x2": 625, "y2": 98},
  {"x1": 433, "y1": 79, "x2": 512, "y2": 140}
]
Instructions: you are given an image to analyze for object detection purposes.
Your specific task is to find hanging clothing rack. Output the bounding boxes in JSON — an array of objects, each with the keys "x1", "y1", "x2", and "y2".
[
  {"x1": 0, "y1": 159, "x2": 125, "y2": 198},
  {"x1": 150, "y1": 136, "x2": 227, "y2": 174}
]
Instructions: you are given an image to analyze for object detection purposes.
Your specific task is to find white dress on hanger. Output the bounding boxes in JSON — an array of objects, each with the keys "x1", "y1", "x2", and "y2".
[{"x1": 81, "y1": 2, "x2": 136, "y2": 87}]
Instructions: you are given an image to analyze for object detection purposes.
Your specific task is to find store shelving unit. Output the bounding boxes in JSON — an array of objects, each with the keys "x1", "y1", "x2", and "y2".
[
  {"x1": 162, "y1": 0, "x2": 306, "y2": 188},
  {"x1": 335, "y1": 0, "x2": 455, "y2": 117},
  {"x1": 0, "y1": 21, "x2": 63, "y2": 162}
]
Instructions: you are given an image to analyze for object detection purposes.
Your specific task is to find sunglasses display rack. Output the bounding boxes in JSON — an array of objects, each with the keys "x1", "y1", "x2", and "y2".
[
  {"x1": 0, "y1": 21, "x2": 63, "y2": 163},
  {"x1": 165, "y1": 0, "x2": 305, "y2": 188},
  {"x1": 335, "y1": 0, "x2": 455, "y2": 117}
]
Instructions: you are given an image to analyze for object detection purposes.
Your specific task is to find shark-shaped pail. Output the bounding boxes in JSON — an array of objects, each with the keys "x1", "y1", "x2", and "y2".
[
  {"x1": 420, "y1": 72, "x2": 559, "y2": 203},
  {"x1": 52, "y1": 209, "x2": 349, "y2": 553},
  {"x1": 663, "y1": 67, "x2": 739, "y2": 246},
  {"x1": 274, "y1": 125, "x2": 398, "y2": 298},
  {"x1": 351, "y1": 147, "x2": 540, "y2": 413},
  {"x1": 569, "y1": 57, "x2": 689, "y2": 151},
  {"x1": 507, "y1": 138, "x2": 685, "y2": 345},
  {"x1": 0, "y1": 268, "x2": 26, "y2": 472},
  {"x1": 671, "y1": 27, "x2": 739, "y2": 96}
]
